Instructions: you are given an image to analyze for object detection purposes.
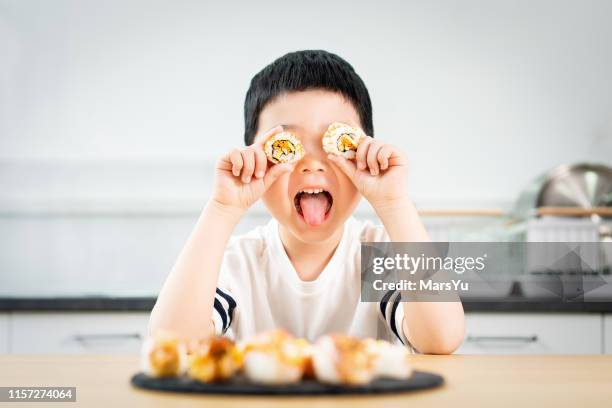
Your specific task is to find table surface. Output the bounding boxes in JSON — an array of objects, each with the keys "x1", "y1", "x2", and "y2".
[{"x1": 1, "y1": 354, "x2": 611, "y2": 408}]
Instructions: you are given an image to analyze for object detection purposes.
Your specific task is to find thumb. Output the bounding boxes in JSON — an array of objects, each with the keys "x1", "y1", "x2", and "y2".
[
  {"x1": 327, "y1": 154, "x2": 358, "y2": 182},
  {"x1": 263, "y1": 162, "x2": 295, "y2": 190}
]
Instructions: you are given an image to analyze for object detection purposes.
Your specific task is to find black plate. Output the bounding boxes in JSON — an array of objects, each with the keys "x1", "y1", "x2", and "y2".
[{"x1": 131, "y1": 371, "x2": 444, "y2": 396}]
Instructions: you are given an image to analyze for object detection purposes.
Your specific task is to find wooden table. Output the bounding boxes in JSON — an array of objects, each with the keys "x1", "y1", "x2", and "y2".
[{"x1": 1, "y1": 354, "x2": 611, "y2": 407}]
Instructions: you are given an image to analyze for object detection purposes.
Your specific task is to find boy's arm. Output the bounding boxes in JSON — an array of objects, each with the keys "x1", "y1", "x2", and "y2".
[
  {"x1": 375, "y1": 198, "x2": 465, "y2": 354},
  {"x1": 149, "y1": 125, "x2": 293, "y2": 341},
  {"x1": 148, "y1": 201, "x2": 243, "y2": 340},
  {"x1": 327, "y1": 138, "x2": 465, "y2": 354}
]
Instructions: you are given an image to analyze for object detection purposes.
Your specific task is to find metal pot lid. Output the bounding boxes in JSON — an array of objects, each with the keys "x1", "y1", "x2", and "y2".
[
  {"x1": 513, "y1": 163, "x2": 612, "y2": 219},
  {"x1": 537, "y1": 163, "x2": 612, "y2": 208}
]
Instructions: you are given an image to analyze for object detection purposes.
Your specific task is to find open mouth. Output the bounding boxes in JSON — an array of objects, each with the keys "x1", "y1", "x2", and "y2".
[{"x1": 294, "y1": 189, "x2": 333, "y2": 227}]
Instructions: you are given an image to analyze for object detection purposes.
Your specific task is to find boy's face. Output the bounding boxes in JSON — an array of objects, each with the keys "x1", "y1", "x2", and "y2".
[{"x1": 254, "y1": 89, "x2": 362, "y2": 244}]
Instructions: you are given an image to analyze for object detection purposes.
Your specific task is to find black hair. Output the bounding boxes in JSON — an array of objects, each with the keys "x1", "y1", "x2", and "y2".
[{"x1": 243, "y1": 50, "x2": 373, "y2": 145}]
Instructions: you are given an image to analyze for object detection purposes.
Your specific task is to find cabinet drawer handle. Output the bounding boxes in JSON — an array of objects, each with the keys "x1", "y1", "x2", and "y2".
[
  {"x1": 466, "y1": 335, "x2": 538, "y2": 343},
  {"x1": 71, "y1": 333, "x2": 142, "y2": 344}
]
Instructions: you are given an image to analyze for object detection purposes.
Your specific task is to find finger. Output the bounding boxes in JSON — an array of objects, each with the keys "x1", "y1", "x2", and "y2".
[
  {"x1": 216, "y1": 152, "x2": 232, "y2": 172},
  {"x1": 389, "y1": 151, "x2": 410, "y2": 167},
  {"x1": 253, "y1": 148, "x2": 267, "y2": 179},
  {"x1": 328, "y1": 154, "x2": 358, "y2": 182},
  {"x1": 263, "y1": 162, "x2": 295, "y2": 189},
  {"x1": 367, "y1": 142, "x2": 382, "y2": 175},
  {"x1": 388, "y1": 148, "x2": 409, "y2": 168},
  {"x1": 240, "y1": 149, "x2": 255, "y2": 183},
  {"x1": 229, "y1": 149, "x2": 243, "y2": 177},
  {"x1": 252, "y1": 125, "x2": 285, "y2": 148},
  {"x1": 377, "y1": 145, "x2": 394, "y2": 170},
  {"x1": 355, "y1": 136, "x2": 373, "y2": 170}
]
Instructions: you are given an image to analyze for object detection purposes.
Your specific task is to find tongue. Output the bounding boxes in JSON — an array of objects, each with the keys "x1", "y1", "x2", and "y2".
[{"x1": 299, "y1": 193, "x2": 329, "y2": 226}]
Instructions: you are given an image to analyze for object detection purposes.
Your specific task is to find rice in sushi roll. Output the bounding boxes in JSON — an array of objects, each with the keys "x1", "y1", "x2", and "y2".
[
  {"x1": 187, "y1": 336, "x2": 243, "y2": 383},
  {"x1": 264, "y1": 131, "x2": 305, "y2": 164},
  {"x1": 140, "y1": 333, "x2": 188, "y2": 378},
  {"x1": 240, "y1": 329, "x2": 311, "y2": 384},
  {"x1": 363, "y1": 339, "x2": 413, "y2": 379},
  {"x1": 311, "y1": 334, "x2": 376, "y2": 385},
  {"x1": 322, "y1": 122, "x2": 364, "y2": 159}
]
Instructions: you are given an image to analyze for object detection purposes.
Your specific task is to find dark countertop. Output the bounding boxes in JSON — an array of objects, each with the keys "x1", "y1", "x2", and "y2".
[
  {"x1": 0, "y1": 297, "x2": 156, "y2": 312},
  {"x1": 1, "y1": 296, "x2": 612, "y2": 313}
]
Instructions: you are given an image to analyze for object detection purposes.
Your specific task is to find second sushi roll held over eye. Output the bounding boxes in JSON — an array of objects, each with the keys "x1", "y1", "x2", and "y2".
[
  {"x1": 264, "y1": 131, "x2": 305, "y2": 164},
  {"x1": 322, "y1": 122, "x2": 365, "y2": 159},
  {"x1": 187, "y1": 337, "x2": 243, "y2": 383}
]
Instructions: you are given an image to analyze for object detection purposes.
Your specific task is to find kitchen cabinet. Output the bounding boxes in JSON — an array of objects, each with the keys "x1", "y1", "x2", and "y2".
[
  {"x1": 457, "y1": 313, "x2": 602, "y2": 355},
  {"x1": 1, "y1": 311, "x2": 608, "y2": 355},
  {"x1": 604, "y1": 314, "x2": 612, "y2": 354},
  {"x1": 0, "y1": 313, "x2": 9, "y2": 353},
  {"x1": 10, "y1": 312, "x2": 150, "y2": 354}
]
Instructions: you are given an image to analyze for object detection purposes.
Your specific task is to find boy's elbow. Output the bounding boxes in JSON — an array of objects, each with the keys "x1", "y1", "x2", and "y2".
[
  {"x1": 146, "y1": 309, "x2": 167, "y2": 337},
  {"x1": 410, "y1": 322, "x2": 466, "y2": 355},
  {"x1": 146, "y1": 307, "x2": 215, "y2": 340},
  {"x1": 417, "y1": 334, "x2": 463, "y2": 355}
]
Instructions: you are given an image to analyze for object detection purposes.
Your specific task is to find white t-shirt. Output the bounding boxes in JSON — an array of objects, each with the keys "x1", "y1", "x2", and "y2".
[{"x1": 212, "y1": 216, "x2": 411, "y2": 348}]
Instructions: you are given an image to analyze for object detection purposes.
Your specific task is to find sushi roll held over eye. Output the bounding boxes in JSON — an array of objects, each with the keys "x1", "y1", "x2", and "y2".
[
  {"x1": 264, "y1": 131, "x2": 305, "y2": 164},
  {"x1": 187, "y1": 336, "x2": 243, "y2": 383},
  {"x1": 140, "y1": 333, "x2": 188, "y2": 378},
  {"x1": 322, "y1": 122, "x2": 365, "y2": 159}
]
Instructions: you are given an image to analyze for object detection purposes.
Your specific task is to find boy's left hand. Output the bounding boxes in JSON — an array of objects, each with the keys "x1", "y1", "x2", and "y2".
[{"x1": 327, "y1": 135, "x2": 410, "y2": 210}]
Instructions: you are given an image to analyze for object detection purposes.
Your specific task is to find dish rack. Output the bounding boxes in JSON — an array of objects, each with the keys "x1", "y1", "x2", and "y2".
[
  {"x1": 526, "y1": 217, "x2": 602, "y2": 273},
  {"x1": 522, "y1": 217, "x2": 612, "y2": 299}
]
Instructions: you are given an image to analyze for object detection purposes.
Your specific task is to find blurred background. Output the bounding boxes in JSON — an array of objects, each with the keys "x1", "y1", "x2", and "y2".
[{"x1": 0, "y1": 0, "x2": 611, "y2": 355}]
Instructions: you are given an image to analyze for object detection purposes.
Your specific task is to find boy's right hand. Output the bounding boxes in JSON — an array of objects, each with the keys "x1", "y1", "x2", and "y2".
[{"x1": 211, "y1": 125, "x2": 296, "y2": 214}]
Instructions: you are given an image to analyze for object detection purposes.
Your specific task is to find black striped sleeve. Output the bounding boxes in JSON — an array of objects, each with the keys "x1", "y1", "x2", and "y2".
[
  {"x1": 378, "y1": 289, "x2": 406, "y2": 345},
  {"x1": 212, "y1": 287, "x2": 237, "y2": 334}
]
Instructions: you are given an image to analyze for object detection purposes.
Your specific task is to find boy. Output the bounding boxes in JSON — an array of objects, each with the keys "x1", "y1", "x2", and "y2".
[{"x1": 149, "y1": 50, "x2": 465, "y2": 354}]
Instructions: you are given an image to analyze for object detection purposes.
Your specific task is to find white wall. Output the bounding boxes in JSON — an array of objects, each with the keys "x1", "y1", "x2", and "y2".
[
  {"x1": 1, "y1": 0, "x2": 612, "y2": 297},
  {"x1": 1, "y1": 0, "x2": 611, "y2": 209}
]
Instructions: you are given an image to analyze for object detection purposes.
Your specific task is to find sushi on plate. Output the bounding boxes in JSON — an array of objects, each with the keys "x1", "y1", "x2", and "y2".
[
  {"x1": 240, "y1": 329, "x2": 311, "y2": 384},
  {"x1": 187, "y1": 336, "x2": 243, "y2": 383},
  {"x1": 140, "y1": 333, "x2": 188, "y2": 378},
  {"x1": 311, "y1": 334, "x2": 376, "y2": 385},
  {"x1": 363, "y1": 339, "x2": 413, "y2": 379}
]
